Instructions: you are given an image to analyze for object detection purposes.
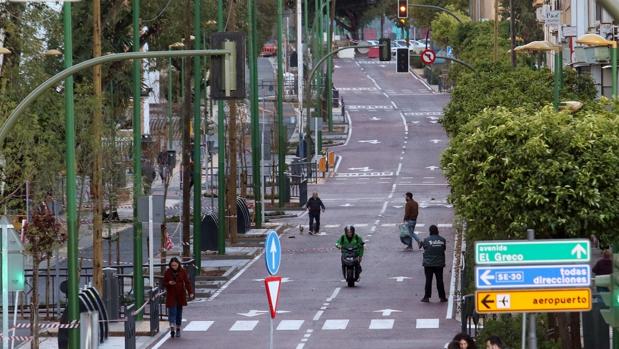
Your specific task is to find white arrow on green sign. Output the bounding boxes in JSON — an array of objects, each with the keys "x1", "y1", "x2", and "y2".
[{"x1": 475, "y1": 239, "x2": 590, "y2": 265}]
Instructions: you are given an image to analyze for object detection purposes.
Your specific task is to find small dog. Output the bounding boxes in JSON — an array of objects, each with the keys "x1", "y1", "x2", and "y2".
[{"x1": 299, "y1": 225, "x2": 304, "y2": 235}]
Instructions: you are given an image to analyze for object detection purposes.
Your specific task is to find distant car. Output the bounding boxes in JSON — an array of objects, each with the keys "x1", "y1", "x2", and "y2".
[
  {"x1": 260, "y1": 42, "x2": 277, "y2": 57},
  {"x1": 391, "y1": 41, "x2": 406, "y2": 56}
]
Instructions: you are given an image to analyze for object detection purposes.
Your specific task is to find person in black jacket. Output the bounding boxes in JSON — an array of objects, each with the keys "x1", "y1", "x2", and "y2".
[
  {"x1": 421, "y1": 225, "x2": 447, "y2": 303},
  {"x1": 305, "y1": 192, "x2": 325, "y2": 235}
]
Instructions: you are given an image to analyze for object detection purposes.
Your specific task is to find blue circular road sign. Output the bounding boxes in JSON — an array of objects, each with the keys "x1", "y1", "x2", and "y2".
[{"x1": 265, "y1": 230, "x2": 281, "y2": 275}]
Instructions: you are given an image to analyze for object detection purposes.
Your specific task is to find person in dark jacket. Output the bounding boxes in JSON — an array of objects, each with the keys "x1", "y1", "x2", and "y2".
[
  {"x1": 164, "y1": 257, "x2": 194, "y2": 338},
  {"x1": 403, "y1": 192, "x2": 422, "y2": 249},
  {"x1": 421, "y1": 225, "x2": 447, "y2": 303},
  {"x1": 305, "y1": 192, "x2": 326, "y2": 235},
  {"x1": 593, "y1": 249, "x2": 613, "y2": 292}
]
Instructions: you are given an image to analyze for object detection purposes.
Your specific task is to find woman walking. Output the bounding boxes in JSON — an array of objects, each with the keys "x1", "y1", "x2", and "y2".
[{"x1": 164, "y1": 257, "x2": 194, "y2": 338}]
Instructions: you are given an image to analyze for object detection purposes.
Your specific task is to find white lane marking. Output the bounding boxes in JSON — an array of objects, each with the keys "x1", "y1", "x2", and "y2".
[
  {"x1": 312, "y1": 310, "x2": 324, "y2": 321},
  {"x1": 391, "y1": 100, "x2": 398, "y2": 109},
  {"x1": 369, "y1": 319, "x2": 395, "y2": 330},
  {"x1": 388, "y1": 192, "x2": 394, "y2": 199},
  {"x1": 277, "y1": 320, "x2": 304, "y2": 331},
  {"x1": 381, "y1": 223, "x2": 396, "y2": 227},
  {"x1": 322, "y1": 319, "x2": 349, "y2": 330},
  {"x1": 416, "y1": 318, "x2": 440, "y2": 329},
  {"x1": 184, "y1": 321, "x2": 214, "y2": 331},
  {"x1": 320, "y1": 306, "x2": 327, "y2": 310},
  {"x1": 396, "y1": 163, "x2": 402, "y2": 176},
  {"x1": 446, "y1": 234, "x2": 457, "y2": 319},
  {"x1": 355, "y1": 223, "x2": 369, "y2": 227},
  {"x1": 343, "y1": 111, "x2": 352, "y2": 146},
  {"x1": 371, "y1": 226, "x2": 377, "y2": 232},
  {"x1": 438, "y1": 223, "x2": 453, "y2": 228},
  {"x1": 390, "y1": 276, "x2": 411, "y2": 282},
  {"x1": 400, "y1": 156, "x2": 404, "y2": 160},
  {"x1": 391, "y1": 184, "x2": 397, "y2": 193},
  {"x1": 374, "y1": 219, "x2": 380, "y2": 225},
  {"x1": 409, "y1": 70, "x2": 434, "y2": 93},
  {"x1": 209, "y1": 253, "x2": 262, "y2": 301},
  {"x1": 383, "y1": 92, "x2": 389, "y2": 98},
  {"x1": 380, "y1": 201, "x2": 389, "y2": 214},
  {"x1": 296, "y1": 344, "x2": 305, "y2": 349},
  {"x1": 334, "y1": 155, "x2": 343, "y2": 174},
  {"x1": 230, "y1": 320, "x2": 259, "y2": 331},
  {"x1": 304, "y1": 333, "x2": 311, "y2": 338},
  {"x1": 307, "y1": 329, "x2": 314, "y2": 333},
  {"x1": 326, "y1": 287, "x2": 341, "y2": 302},
  {"x1": 325, "y1": 224, "x2": 341, "y2": 228},
  {"x1": 399, "y1": 112, "x2": 409, "y2": 132}
]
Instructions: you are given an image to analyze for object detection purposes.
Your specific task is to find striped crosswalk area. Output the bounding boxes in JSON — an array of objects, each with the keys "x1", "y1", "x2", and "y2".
[{"x1": 182, "y1": 318, "x2": 441, "y2": 332}]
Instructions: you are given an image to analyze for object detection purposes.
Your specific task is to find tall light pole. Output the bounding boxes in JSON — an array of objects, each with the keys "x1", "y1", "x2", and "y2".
[
  {"x1": 276, "y1": 0, "x2": 286, "y2": 206},
  {"x1": 326, "y1": 0, "x2": 333, "y2": 132},
  {"x1": 216, "y1": 0, "x2": 226, "y2": 254},
  {"x1": 192, "y1": 0, "x2": 202, "y2": 273},
  {"x1": 62, "y1": 2, "x2": 80, "y2": 346},
  {"x1": 131, "y1": 0, "x2": 144, "y2": 318},
  {"x1": 248, "y1": 0, "x2": 262, "y2": 227}
]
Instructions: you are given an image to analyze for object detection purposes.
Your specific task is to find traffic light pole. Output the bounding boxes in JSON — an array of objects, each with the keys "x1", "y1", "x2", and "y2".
[
  {"x1": 276, "y1": 0, "x2": 286, "y2": 207},
  {"x1": 326, "y1": 0, "x2": 333, "y2": 132},
  {"x1": 192, "y1": 0, "x2": 202, "y2": 273},
  {"x1": 248, "y1": 0, "x2": 262, "y2": 227},
  {"x1": 216, "y1": 0, "x2": 226, "y2": 255}
]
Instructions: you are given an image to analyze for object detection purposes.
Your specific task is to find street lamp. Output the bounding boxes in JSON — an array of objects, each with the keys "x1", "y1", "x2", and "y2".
[
  {"x1": 514, "y1": 40, "x2": 562, "y2": 110},
  {"x1": 576, "y1": 33, "x2": 617, "y2": 98}
]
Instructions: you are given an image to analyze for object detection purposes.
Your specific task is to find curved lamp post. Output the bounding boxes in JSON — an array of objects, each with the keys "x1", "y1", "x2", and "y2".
[
  {"x1": 514, "y1": 40, "x2": 562, "y2": 110},
  {"x1": 576, "y1": 33, "x2": 617, "y2": 98}
]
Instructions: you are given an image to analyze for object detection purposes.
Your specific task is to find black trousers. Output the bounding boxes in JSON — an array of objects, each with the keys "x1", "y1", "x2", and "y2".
[
  {"x1": 424, "y1": 266, "x2": 446, "y2": 299},
  {"x1": 308, "y1": 212, "x2": 321, "y2": 232}
]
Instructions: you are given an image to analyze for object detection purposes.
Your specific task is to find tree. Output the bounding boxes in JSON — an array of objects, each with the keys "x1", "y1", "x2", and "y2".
[
  {"x1": 24, "y1": 205, "x2": 65, "y2": 349},
  {"x1": 441, "y1": 103, "x2": 619, "y2": 347},
  {"x1": 429, "y1": 4, "x2": 470, "y2": 47},
  {"x1": 499, "y1": 0, "x2": 543, "y2": 45},
  {"x1": 441, "y1": 65, "x2": 597, "y2": 136}
]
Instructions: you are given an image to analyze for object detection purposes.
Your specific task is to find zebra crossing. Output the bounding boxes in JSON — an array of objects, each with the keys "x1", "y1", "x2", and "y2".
[{"x1": 182, "y1": 318, "x2": 440, "y2": 332}]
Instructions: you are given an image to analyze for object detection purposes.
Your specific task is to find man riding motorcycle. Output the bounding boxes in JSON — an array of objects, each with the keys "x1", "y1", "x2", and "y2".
[{"x1": 336, "y1": 225, "x2": 364, "y2": 281}]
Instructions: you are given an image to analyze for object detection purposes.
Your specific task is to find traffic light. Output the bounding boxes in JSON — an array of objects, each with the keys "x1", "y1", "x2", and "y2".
[
  {"x1": 597, "y1": 253, "x2": 619, "y2": 327},
  {"x1": 398, "y1": 0, "x2": 408, "y2": 19},
  {"x1": 379, "y1": 38, "x2": 391, "y2": 61},
  {"x1": 396, "y1": 48, "x2": 409, "y2": 72}
]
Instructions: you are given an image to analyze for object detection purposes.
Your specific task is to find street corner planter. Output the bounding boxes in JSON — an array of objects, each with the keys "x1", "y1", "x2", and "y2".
[{"x1": 410, "y1": 55, "x2": 424, "y2": 69}]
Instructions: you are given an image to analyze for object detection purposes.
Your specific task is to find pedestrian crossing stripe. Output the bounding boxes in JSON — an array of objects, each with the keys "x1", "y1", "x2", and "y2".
[{"x1": 183, "y1": 318, "x2": 441, "y2": 332}]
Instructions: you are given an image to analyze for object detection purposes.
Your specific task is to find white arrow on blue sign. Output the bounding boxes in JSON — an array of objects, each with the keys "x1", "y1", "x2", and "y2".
[
  {"x1": 475, "y1": 264, "x2": 590, "y2": 289},
  {"x1": 265, "y1": 230, "x2": 281, "y2": 275}
]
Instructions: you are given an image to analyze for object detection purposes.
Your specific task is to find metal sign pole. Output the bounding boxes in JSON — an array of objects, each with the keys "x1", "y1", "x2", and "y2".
[
  {"x1": 526, "y1": 229, "x2": 537, "y2": 349},
  {"x1": 269, "y1": 316, "x2": 274, "y2": 349},
  {"x1": 149, "y1": 195, "x2": 154, "y2": 287},
  {"x1": 2, "y1": 220, "x2": 9, "y2": 349},
  {"x1": 11, "y1": 291, "x2": 18, "y2": 349}
]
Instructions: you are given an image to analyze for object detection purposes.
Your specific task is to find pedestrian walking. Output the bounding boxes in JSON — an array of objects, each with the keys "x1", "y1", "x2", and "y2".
[
  {"x1": 485, "y1": 336, "x2": 504, "y2": 349},
  {"x1": 420, "y1": 225, "x2": 447, "y2": 303},
  {"x1": 403, "y1": 192, "x2": 422, "y2": 249},
  {"x1": 452, "y1": 333, "x2": 476, "y2": 349},
  {"x1": 164, "y1": 257, "x2": 194, "y2": 338},
  {"x1": 306, "y1": 192, "x2": 325, "y2": 235}
]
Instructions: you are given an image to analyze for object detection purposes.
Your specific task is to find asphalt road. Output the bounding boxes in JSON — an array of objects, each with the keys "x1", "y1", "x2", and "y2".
[{"x1": 154, "y1": 58, "x2": 458, "y2": 349}]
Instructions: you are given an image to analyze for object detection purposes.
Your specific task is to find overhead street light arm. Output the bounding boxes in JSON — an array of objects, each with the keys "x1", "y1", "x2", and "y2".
[
  {"x1": 409, "y1": 4, "x2": 464, "y2": 24},
  {"x1": 0, "y1": 49, "x2": 231, "y2": 145}
]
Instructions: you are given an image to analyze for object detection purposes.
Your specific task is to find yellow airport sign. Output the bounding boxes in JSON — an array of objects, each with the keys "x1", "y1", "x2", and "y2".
[{"x1": 475, "y1": 288, "x2": 591, "y2": 314}]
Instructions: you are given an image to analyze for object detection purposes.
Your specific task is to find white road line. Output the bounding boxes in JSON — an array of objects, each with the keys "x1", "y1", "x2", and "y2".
[
  {"x1": 369, "y1": 319, "x2": 395, "y2": 330},
  {"x1": 230, "y1": 320, "x2": 259, "y2": 331},
  {"x1": 374, "y1": 219, "x2": 380, "y2": 225},
  {"x1": 320, "y1": 306, "x2": 327, "y2": 310},
  {"x1": 446, "y1": 234, "x2": 457, "y2": 319},
  {"x1": 416, "y1": 318, "x2": 440, "y2": 329},
  {"x1": 396, "y1": 163, "x2": 402, "y2": 176},
  {"x1": 326, "y1": 287, "x2": 341, "y2": 302},
  {"x1": 388, "y1": 192, "x2": 393, "y2": 199},
  {"x1": 184, "y1": 321, "x2": 214, "y2": 331},
  {"x1": 342, "y1": 111, "x2": 352, "y2": 147},
  {"x1": 380, "y1": 201, "x2": 389, "y2": 214},
  {"x1": 399, "y1": 112, "x2": 409, "y2": 132},
  {"x1": 438, "y1": 223, "x2": 453, "y2": 228},
  {"x1": 383, "y1": 92, "x2": 389, "y2": 98},
  {"x1": 296, "y1": 344, "x2": 305, "y2": 349},
  {"x1": 209, "y1": 253, "x2": 262, "y2": 301},
  {"x1": 334, "y1": 155, "x2": 343, "y2": 174},
  {"x1": 322, "y1": 319, "x2": 349, "y2": 330},
  {"x1": 391, "y1": 100, "x2": 398, "y2": 109},
  {"x1": 325, "y1": 224, "x2": 341, "y2": 228},
  {"x1": 381, "y1": 223, "x2": 396, "y2": 227},
  {"x1": 277, "y1": 320, "x2": 304, "y2": 331},
  {"x1": 409, "y1": 70, "x2": 435, "y2": 93},
  {"x1": 371, "y1": 226, "x2": 376, "y2": 232},
  {"x1": 304, "y1": 333, "x2": 311, "y2": 338},
  {"x1": 400, "y1": 156, "x2": 404, "y2": 160},
  {"x1": 312, "y1": 310, "x2": 324, "y2": 321},
  {"x1": 391, "y1": 183, "x2": 397, "y2": 193},
  {"x1": 355, "y1": 223, "x2": 369, "y2": 227}
]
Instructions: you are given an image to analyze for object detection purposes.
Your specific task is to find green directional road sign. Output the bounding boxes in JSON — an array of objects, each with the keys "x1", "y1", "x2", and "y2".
[{"x1": 475, "y1": 239, "x2": 590, "y2": 265}]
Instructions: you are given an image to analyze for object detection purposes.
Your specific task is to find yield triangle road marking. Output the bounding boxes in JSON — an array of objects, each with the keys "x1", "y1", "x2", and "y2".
[{"x1": 264, "y1": 276, "x2": 282, "y2": 319}]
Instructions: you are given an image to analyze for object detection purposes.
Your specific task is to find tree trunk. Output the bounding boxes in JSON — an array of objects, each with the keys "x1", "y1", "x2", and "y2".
[
  {"x1": 181, "y1": 0, "x2": 193, "y2": 259},
  {"x1": 91, "y1": 0, "x2": 104, "y2": 293},
  {"x1": 31, "y1": 254, "x2": 40, "y2": 349}
]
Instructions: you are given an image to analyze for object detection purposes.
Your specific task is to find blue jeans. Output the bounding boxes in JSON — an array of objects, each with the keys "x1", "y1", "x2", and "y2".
[
  {"x1": 404, "y1": 220, "x2": 421, "y2": 246},
  {"x1": 168, "y1": 305, "x2": 183, "y2": 327}
]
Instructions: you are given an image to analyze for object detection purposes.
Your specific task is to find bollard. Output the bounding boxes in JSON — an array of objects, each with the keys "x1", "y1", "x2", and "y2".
[
  {"x1": 103, "y1": 268, "x2": 120, "y2": 320},
  {"x1": 124, "y1": 304, "x2": 136, "y2": 349},
  {"x1": 318, "y1": 157, "x2": 327, "y2": 178},
  {"x1": 149, "y1": 288, "x2": 160, "y2": 336},
  {"x1": 328, "y1": 151, "x2": 335, "y2": 172}
]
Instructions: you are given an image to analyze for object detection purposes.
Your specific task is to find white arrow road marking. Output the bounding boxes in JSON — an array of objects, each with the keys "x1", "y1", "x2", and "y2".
[
  {"x1": 390, "y1": 276, "x2": 411, "y2": 282},
  {"x1": 571, "y1": 244, "x2": 587, "y2": 259},
  {"x1": 358, "y1": 139, "x2": 381, "y2": 144},
  {"x1": 348, "y1": 166, "x2": 372, "y2": 171},
  {"x1": 480, "y1": 269, "x2": 495, "y2": 286},
  {"x1": 430, "y1": 139, "x2": 442, "y2": 144},
  {"x1": 370, "y1": 116, "x2": 382, "y2": 121},
  {"x1": 374, "y1": 309, "x2": 402, "y2": 316},
  {"x1": 426, "y1": 166, "x2": 439, "y2": 171},
  {"x1": 237, "y1": 310, "x2": 268, "y2": 317}
]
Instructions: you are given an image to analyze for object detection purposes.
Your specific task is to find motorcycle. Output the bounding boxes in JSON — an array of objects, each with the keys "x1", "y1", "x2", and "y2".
[{"x1": 341, "y1": 246, "x2": 360, "y2": 287}]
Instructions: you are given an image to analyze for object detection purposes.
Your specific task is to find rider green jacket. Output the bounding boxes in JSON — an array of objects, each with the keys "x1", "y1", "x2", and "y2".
[{"x1": 336, "y1": 234, "x2": 365, "y2": 257}]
